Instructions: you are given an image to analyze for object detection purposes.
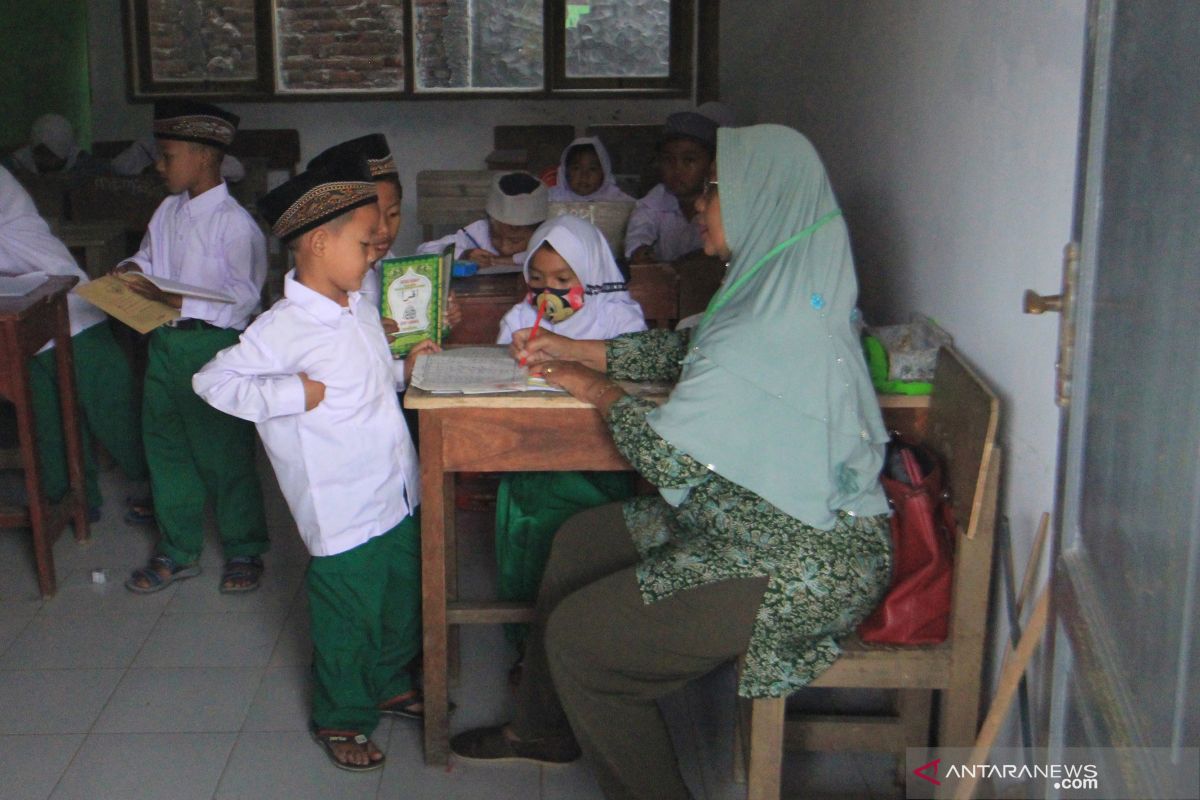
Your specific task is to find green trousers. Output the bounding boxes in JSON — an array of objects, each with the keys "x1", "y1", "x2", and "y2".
[
  {"x1": 307, "y1": 515, "x2": 422, "y2": 734},
  {"x1": 30, "y1": 322, "x2": 147, "y2": 510},
  {"x1": 495, "y1": 470, "x2": 634, "y2": 647},
  {"x1": 511, "y1": 503, "x2": 768, "y2": 800},
  {"x1": 143, "y1": 326, "x2": 267, "y2": 565}
]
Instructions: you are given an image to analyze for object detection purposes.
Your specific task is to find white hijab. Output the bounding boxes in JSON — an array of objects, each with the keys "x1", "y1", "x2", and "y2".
[
  {"x1": 518, "y1": 214, "x2": 646, "y2": 340},
  {"x1": 12, "y1": 114, "x2": 81, "y2": 174},
  {"x1": 548, "y1": 137, "x2": 633, "y2": 202}
]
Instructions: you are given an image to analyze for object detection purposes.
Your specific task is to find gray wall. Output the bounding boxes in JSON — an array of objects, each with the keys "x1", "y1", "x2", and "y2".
[
  {"x1": 86, "y1": 0, "x2": 692, "y2": 254},
  {"x1": 721, "y1": 0, "x2": 1087, "y2": 735}
]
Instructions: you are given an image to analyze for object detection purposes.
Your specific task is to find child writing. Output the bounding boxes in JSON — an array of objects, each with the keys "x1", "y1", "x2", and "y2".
[
  {"x1": 116, "y1": 100, "x2": 269, "y2": 595},
  {"x1": 624, "y1": 110, "x2": 719, "y2": 265},
  {"x1": 417, "y1": 170, "x2": 547, "y2": 267},
  {"x1": 194, "y1": 154, "x2": 440, "y2": 772},
  {"x1": 546, "y1": 137, "x2": 634, "y2": 203},
  {"x1": 0, "y1": 165, "x2": 147, "y2": 519},
  {"x1": 494, "y1": 214, "x2": 646, "y2": 658}
]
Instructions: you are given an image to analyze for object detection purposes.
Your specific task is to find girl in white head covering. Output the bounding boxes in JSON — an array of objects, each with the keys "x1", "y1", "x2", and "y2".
[
  {"x1": 547, "y1": 137, "x2": 634, "y2": 203},
  {"x1": 493, "y1": 215, "x2": 645, "y2": 657},
  {"x1": 497, "y1": 214, "x2": 646, "y2": 344},
  {"x1": 10, "y1": 114, "x2": 82, "y2": 174}
]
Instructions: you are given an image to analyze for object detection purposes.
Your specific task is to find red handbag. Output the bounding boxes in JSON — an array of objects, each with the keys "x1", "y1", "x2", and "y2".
[{"x1": 857, "y1": 437, "x2": 956, "y2": 645}]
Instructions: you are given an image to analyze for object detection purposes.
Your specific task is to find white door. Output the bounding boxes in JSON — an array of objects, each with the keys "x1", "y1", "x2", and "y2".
[{"x1": 1046, "y1": 1, "x2": 1199, "y2": 797}]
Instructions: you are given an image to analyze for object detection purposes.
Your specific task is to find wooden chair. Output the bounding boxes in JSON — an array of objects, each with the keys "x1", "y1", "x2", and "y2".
[
  {"x1": 628, "y1": 262, "x2": 680, "y2": 329},
  {"x1": 735, "y1": 347, "x2": 1001, "y2": 799},
  {"x1": 585, "y1": 123, "x2": 663, "y2": 198},
  {"x1": 487, "y1": 125, "x2": 576, "y2": 175},
  {"x1": 416, "y1": 169, "x2": 496, "y2": 241}
]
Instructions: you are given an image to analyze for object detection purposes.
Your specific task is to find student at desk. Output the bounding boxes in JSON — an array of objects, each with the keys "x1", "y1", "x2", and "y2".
[
  {"x1": 546, "y1": 137, "x2": 634, "y2": 203},
  {"x1": 624, "y1": 110, "x2": 719, "y2": 265},
  {"x1": 0, "y1": 165, "x2": 147, "y2": 519},
  {"x1": 416, "y1": 171, "x2": 547, "y2": 267},
  {"x1": 494, "y1": 214, "x2": 646, "y2": 658},
  {"x1": 453, "y1": 124, "x2": 893, "y2": 800}
]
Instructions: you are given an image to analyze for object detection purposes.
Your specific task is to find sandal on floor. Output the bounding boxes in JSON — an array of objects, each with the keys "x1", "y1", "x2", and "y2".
[
  {"x1": 125, "y1": 554, "x2": 200, "y2": 594},
  {"x1": 379, "y1": 688, "x2": 454, "y2": 721},
  {"x1": 311, "y1": 729, "x2": 385, "y2": 772},
  {"x1": 123, "y1": 496, "x2": 155, "y2": 525},
  {"x1": 219, "y1": 556, "x2": 264, "y2": 594}
]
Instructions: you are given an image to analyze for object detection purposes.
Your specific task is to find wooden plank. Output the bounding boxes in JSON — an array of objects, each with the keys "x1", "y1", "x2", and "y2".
[
  {"x1": 746, "y1": 696, "x2": 786, "y2": 800},
  {"x1": 447, "y1": 601, "x2": 536, "y2": 624}
]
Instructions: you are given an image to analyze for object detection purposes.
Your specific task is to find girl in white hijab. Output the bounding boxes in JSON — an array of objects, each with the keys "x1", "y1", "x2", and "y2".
[
  {"x1": 494, "y1": 214, "x2": 646, "y2": 659},
  {"x1": 547, "y1": 137, "x2": 634, "y2": 203},
  {"x1": 497, "y1": 214, "x2": 646, "y2": 343},
  {"x1": 10, "y1": 114, "x2": 82, "y2": 174}
]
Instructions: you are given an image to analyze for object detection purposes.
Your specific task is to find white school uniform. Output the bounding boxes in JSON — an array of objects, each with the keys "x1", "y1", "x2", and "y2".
[
  {"x1": 0, "y1": 166, "x2": 107, "y2": 353},
  {"x1": 623, "y1": 183, "x2": 704, "y2": 262},
  {"x1": 193, "y1": 272, "x2": 419, "y2": 557},
  {"x1": 497, "y1": 215, "x2": 646, "y2": 345},
  {"x1": 416, "y1": 217, "x2": 530, "y2": 265},
  {"x1": 125, "y1": 181, "x2": 266, "y2": 330}
]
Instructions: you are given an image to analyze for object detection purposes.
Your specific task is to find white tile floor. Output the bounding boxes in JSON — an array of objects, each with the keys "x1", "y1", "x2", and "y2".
[{"x1": 0, "y1": 460, "x2": 899, "y2": 799}]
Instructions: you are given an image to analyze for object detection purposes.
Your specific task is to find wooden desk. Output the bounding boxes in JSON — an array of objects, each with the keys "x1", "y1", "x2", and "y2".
[
  {"x1": 0, "y1": 275, "x2": 90, "y2": 596},
  {"x1": 407, "y1": 385, "x2": 668, "y2": 765},
  {"x1": 49, "y1": 220, "x2": 126, "y2": 278},
  {"x1": 446, "y1": 262, "x2": 681, "y2": 345}
]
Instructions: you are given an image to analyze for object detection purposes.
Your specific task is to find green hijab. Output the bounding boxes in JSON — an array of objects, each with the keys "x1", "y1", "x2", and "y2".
[{"x1": 646, "y1": 124, "x2": 889, "y2": 528}]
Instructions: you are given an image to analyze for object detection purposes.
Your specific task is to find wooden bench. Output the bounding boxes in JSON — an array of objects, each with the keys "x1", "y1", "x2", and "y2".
[
  {"x1": 486, "y1": 125, "x2": 576, "y2": 175},
  {"x1": 735, "y1": 346, "x2": 1001, "y2": 799}
]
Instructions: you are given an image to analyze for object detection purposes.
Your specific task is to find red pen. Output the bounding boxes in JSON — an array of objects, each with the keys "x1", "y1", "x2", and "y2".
[{"x1": 519, "y1": 298, "x2": 547, "y2": 367}]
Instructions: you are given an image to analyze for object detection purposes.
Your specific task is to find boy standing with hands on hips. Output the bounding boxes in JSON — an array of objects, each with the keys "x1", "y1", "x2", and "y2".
[{"x1": 194, "y1": 154, "x2": 441, "y2": 771}]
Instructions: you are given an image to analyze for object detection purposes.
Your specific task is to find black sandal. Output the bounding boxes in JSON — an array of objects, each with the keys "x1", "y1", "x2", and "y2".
[
  {"x1": 311, "y1": 729, "x2": 385, "y2": 772},
  {"x1": 219, "y1": 556, "x2": 264, "y2": 594},
  {"x1": 125, "y1": 555, "x2": 200, "y2": 594}
]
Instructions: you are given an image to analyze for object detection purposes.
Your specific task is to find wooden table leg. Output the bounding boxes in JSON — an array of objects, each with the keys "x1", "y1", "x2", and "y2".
[
  {"x1": 53, "y1": 302, "x2": 89, "y2": 542},
  {"x1": 11, "y1": 365, "x2": 57, "y2": 597},
  {"x1": 420, "y1": 411, "x2": 453, "y2": 765}
]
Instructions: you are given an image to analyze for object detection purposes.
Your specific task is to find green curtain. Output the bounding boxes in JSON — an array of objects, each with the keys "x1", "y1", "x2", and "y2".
[{"x1": 0, "y1": 0, "x2": 92, "y2": 152}]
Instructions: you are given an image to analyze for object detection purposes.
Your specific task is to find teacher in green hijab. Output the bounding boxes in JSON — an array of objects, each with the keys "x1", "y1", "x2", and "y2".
[{"x1": 452, "y1": 124, "x2": 893, "y2": 800}]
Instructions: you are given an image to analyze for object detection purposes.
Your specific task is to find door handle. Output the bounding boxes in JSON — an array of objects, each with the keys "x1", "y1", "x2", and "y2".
[{"x1": 1023, "y1": 243, "x2": 1078, "y2": 407}]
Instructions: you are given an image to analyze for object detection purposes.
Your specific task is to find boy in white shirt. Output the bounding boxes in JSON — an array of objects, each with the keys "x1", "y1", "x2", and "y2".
[
  {"x1": 416, "y1": 170, "x2": 547, "y2": 267},
  {"x1": 194, "y1": 154, "x2": 440, "y2": 772},
  {"x1": 624, "y1": 111, "x2": 719, "y2": 264},
  {"x1": 117, "y1": 100, "x2": 269, "y2": 595}
]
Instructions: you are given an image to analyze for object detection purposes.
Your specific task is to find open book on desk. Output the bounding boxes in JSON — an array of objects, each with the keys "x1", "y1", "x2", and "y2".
[{"x1": 409, "y1": 346, "x2": 565, "y2": 395}]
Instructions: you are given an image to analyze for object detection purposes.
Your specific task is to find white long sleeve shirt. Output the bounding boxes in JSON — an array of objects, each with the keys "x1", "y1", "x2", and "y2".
[
  {"x1": 416, "y1": 218, "x2": 530, "y2": 265},
  {"x1": 623, "y1": 183, "x2": 704, "y2": 262},
  {"x1": 193, "y1": 272, "x2": 419, "y2": 557},
  {"x1": 0, "y1": 166, "x2": 107, "y2": 353},
  {"x1": 126, "y1": 181, "x2": 266, "y2": 330}
]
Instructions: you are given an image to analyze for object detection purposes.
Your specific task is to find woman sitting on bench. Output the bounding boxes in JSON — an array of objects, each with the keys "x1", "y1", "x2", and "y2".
[{"x1": 450, "y1": 124, "x2": 894, "y2": 800}]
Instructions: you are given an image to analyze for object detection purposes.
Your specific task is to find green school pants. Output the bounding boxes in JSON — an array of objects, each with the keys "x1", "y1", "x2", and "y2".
[
  {"x1": 30, "y1": 322, "x2": 147, "y2": 510},
  {"x1": 307, "y1": 515, "x2": 422, "y2": 734},
  {"x1": 495, "y1": 470, "x2": 634, "y2": 647},
  {"x1": 142, "y1": 325, "x2": 267, "y2": 565}
]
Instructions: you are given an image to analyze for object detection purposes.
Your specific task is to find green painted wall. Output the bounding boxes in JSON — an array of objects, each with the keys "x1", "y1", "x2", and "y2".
[{"x1": 0, "y1": 0, "x2": 92, "y2": 152}]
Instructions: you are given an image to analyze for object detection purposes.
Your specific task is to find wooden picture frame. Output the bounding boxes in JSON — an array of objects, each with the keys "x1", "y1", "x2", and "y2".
[{"x1": 124, "y1": 0, "x2": 273, "y2": 98}]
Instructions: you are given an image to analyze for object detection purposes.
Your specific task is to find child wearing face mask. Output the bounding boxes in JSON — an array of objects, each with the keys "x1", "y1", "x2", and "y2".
[{"x1": 494, "y1": 215, "x2": 646, "y2": 659}]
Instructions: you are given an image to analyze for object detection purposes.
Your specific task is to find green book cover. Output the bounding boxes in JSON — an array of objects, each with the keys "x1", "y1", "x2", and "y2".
[{"x1": 380, "y1": 244, "x2": 452, "y2": 357}]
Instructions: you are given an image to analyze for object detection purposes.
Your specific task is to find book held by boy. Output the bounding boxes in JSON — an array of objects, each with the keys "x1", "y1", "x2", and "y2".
[
  {"x1": 380, "y1": 244, "x2": 453, "y2": 357},
  {"x1": 74, "y1": 273, "x2": 235, "y2": 334}
]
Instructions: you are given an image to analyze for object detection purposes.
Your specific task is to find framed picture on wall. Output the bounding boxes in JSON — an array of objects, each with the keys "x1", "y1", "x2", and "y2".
[{"x1": 124, "y1": 0, "x2": 273, "y2": 97}]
